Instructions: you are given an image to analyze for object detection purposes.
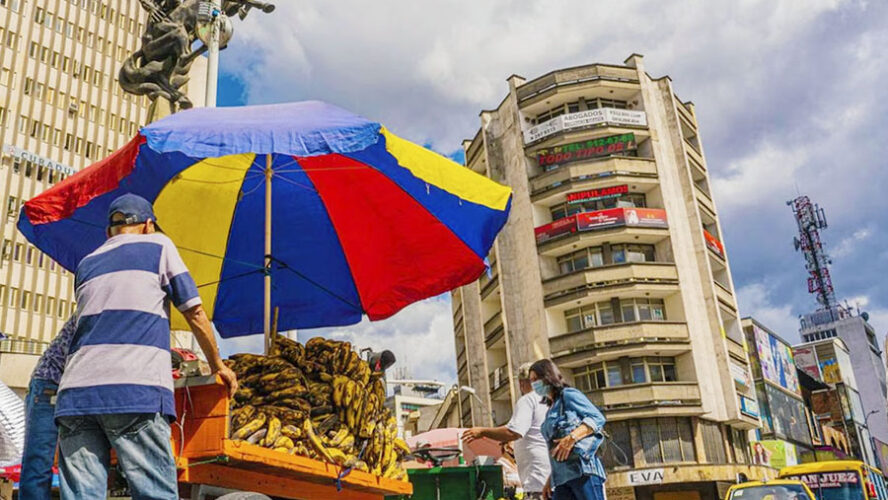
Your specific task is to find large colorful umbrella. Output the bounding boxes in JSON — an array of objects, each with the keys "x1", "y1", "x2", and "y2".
[{"x1": 18, "y1": 101, "x2": 511, "y2": 343}]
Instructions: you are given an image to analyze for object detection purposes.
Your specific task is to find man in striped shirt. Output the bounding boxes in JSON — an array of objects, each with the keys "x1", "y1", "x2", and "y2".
[{"x1": 56, "y1": 193, "x2": 237, "y2": 499}]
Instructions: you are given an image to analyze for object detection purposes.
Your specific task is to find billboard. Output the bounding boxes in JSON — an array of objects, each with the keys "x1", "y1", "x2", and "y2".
[
  {"x1": 765, "y1": 384, "x2": 812, "y2": 445},
  {"x1": 753, "y1": 325, "x2": 801, "y2": 395},
  {"x1": 536, "y1": 133, "x2": 637, "y2": 169},
  {"x1": 820, "y1": 358, "x2": 841, "y2": 384},
  {"x1": 524, "y1": 108, "x2": 647, "y2": 143},
  {"x1": 793, "y1": 346, "x2": 821, "y2": 379},
  {"x1": 566, "y1": 184, "x2": 629, "y2": 204},
  {"x1": 750, "y1": 440, "x2": 799, "y2": 468},
  {"x1": 535, "y1": 208, "x2": 668, "y2": 243}
]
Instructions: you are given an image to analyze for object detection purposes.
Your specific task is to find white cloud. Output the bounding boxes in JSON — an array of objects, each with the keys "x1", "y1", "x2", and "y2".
[
  {"x1": 831, "y1": 228, "x2": 873, "y2": 258},
  {"x1": 217, "y1": 296, "x2": 457, "y2": 386},
  {"x1": 737, "y1": 282, "x2": 800, "y2": 341}
]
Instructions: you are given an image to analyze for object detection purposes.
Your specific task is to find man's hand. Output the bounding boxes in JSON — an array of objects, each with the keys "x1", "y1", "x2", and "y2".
[
  {"x1": 542, "y1": 477, "x2": 552, "y2": 500},
  {"x1": 462, "y1": 427, "x2": 485, "y2": 444},
  {"x1": 551, "y1": 434, "x2": 577, "y2": 462},
  {"x1": 214, "y1": 362, "x2": 238, "y2": 398}
]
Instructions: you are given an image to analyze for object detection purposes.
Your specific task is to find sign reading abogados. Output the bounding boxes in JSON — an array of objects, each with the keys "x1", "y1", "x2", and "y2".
[{"x1": 536, "y1": 133, "x2": 636, "y2": 168}]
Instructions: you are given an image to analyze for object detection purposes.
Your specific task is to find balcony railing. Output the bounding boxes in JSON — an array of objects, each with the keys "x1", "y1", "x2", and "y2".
[
  {"x1": 586, "y1": 382, "x2": 702, "y2": 411},
  {"x1": 543, "y1": 262, "x2": 678, "y2": 299},
  {"x1": 535, "y1": 207, "x2": 668, "y2": 245},
  {"x1": 516, "y1": 65, "x2": 640, "y2": 102},
  {"x1": 484, "y1": 314, "x2": 504, "y2": 345},
  {"x1": 524, "y1": 108, "x2": 648, "y2": 144},
  {"x1": 550, "y1": 321, "x2": 690, "y2": 357},
  {"x1": 530, "y1": 157, "x2": 658, "y2": 199}
]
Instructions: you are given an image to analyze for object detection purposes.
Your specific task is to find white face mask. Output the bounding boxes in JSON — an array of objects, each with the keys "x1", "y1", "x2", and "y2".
[{"x1": 532, "y1": 380, "x2": 549, "y2": 398}]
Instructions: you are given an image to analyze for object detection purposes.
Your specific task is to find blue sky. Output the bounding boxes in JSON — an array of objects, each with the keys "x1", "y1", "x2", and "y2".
[{"x1": 213, "y1": 0, "x2": 888, "y2": 385}]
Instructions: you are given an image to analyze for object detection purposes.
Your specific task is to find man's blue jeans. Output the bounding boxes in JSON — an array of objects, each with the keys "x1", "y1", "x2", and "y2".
[
  {"x1": 21, "y1": 378, "x2": 59, "y2": 500},
  {"x1": 57, "y1": 413, "x2": 178, "y2": 500}
]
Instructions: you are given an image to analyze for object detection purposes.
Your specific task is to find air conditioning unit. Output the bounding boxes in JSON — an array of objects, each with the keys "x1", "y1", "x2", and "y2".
[{"x1": 67, "y1": 102, "x2": 78, "y2": 115}]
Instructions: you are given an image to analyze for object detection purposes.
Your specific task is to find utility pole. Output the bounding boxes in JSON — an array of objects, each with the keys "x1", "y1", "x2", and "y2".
[{"x1": 204, "y1": 0, "x2": 222, "y2": 108}]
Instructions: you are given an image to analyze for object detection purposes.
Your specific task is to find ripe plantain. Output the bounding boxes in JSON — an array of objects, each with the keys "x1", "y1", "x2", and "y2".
[
  {"x1": 261, "y1": 416, "x2": 282, "y2": 447},
  {"x1": 394, "y1": 438, "x2": 411, "y2": 456},
  {"x1": 273, "y1": 436, "x2": 295, "y2": 449},
  {"x1": 327, "y1": 427, "x2": 350, "y2": 447},
  {"x1": 303, "y1": 419, "x2": 334, "y2": 463},
  {"x1": 233, "y1": 413, "x2": 267, "y2": 440},
  {"x1": 246, "y1": 428, "x2": 267, "y2": 445},
  {"x1": 281, "y1": 424, "x2": 302, "y2": 440},
  {"x1": 266, "y1": 385, "x2": 309, "y2": 402},
  {"x1": 230, "y1": 405, "x2": 256, "y2": 431}
]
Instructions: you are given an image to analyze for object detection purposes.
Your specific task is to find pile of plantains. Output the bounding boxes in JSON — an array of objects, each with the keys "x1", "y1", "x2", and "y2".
[{"x1": 224, "y1": 335, "x2": 410, "y2": 479}]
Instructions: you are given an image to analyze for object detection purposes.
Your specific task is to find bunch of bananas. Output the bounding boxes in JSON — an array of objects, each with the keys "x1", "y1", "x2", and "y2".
[{"x1": 224, "y1": 335, "x2": 409, "y2": 480}]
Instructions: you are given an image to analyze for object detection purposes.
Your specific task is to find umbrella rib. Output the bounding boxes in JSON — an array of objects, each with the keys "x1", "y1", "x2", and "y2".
[
  {"x1": 272, "y1": 257, "x2": 363, "y2": 312},
  {"x1": 196, "y1": 268, "x2": 264, "y2": 289}
]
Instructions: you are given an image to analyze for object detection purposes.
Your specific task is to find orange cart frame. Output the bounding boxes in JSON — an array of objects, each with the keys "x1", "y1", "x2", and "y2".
[{"x1": 172, "y1": 376, "x2": 412, "y2": 499}]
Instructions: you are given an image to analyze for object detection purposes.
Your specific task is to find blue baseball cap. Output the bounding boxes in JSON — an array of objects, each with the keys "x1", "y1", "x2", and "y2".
[{"x1": 107, "y1": 193, "x2": 160, "y2": 229}]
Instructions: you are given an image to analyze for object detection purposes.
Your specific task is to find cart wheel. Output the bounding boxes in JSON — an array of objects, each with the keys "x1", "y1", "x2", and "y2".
[{"x1": 215, "y1": 493, "x2": 272, "y2": 500}]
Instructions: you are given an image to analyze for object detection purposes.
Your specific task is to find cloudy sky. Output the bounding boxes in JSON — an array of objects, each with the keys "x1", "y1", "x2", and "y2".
[{"x1": 215, "y1": 0, "x2": 888, "y2": 385}]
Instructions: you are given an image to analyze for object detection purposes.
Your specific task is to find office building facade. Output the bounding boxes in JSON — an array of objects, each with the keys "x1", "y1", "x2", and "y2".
[{"x1": 0, "y1": 0, "x2": 205, "y2": 395}]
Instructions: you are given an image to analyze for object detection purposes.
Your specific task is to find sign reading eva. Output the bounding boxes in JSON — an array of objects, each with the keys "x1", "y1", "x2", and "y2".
[{"x1": 536, "y1": 133, "x2": 637, "y2": 168}]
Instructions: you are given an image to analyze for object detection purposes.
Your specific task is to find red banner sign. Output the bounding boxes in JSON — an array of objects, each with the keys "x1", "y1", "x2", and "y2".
[
  {"x1": 703, "y1": 229, "x2": 725, "y2": 258},
  {"x1": 535, "y1": 208, "x2": 668, "y2": 243},
  {"x1": 566, "y1": 185, "x2": 629, "y2": 204},
  {"x1": 536, "y1": 133, "x2": 637, "y2": 168}
]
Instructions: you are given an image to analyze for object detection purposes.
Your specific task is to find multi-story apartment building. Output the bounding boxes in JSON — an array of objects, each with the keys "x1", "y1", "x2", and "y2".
[
  {"x1": 0, "y1": 0, "x2": 205, "y2": 396},
  {"x1": 451, "y1": 54, "x2": 771, "y2": 499}
]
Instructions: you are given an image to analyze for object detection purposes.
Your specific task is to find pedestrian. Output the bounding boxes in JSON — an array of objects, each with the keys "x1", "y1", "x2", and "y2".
[
  {"x1": 20, "y1": 316, "x2": 76, "y2": 500},
  {"x1": 528, "y1": 359, "x2": 606, "y2": 500},
  {"x1": 462, "y1": 362, "x2": 551, "y2": 499},
  {"x1": 55, "y1": 193, "x2": 237, "y2": 500}
]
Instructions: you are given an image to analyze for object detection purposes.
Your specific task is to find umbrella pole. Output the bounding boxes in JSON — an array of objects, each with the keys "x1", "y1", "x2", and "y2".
[{"x1": 264, "y1": 153, "x2": 273, "y2": 355}]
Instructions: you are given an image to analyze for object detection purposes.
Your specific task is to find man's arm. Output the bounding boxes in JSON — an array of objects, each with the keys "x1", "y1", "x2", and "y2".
[
  {"x1": 463, "y1": 426, "x2": 522, "y2": 444},
  {"x1": 182, "y1": 304, "x2": 238, "y2": 397}
]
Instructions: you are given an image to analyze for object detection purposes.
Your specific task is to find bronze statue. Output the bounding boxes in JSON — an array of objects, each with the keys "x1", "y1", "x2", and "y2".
[{"x1": 120, "y1": 0, "x2": 274, "y2": 112}]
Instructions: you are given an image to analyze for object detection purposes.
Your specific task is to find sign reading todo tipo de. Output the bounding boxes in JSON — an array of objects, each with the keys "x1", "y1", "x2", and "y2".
[{"x1": 536, "y1": 133, "x2": 637, "y2": 169}]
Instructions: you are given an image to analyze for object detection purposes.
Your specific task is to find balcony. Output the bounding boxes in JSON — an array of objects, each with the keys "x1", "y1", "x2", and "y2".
[
  {"x1": 516, "y1": 64, "x2": 640, "y2": 103},
  {"x1": 551, "y1": 321, "x2": 691, "y2": 365},
  {"x1": 524, "y1": 109, "x2": 648, "y2": 145},
  {"x1": 538, "y1": 225, "x2": 669, "y2": 258},
  {"x1": 685, "y1": 138, "x2": 705, "y2": 166},
  {"x1": 676, "y1": 100, "x2": 695, "y2": 126},
  {"x1": 543, "y1": 262, "x2": 679, "y2": 307},
  {"x1": 484, "y1": 314, "x2": 504, "y2": 347},
  {"x1": 586, "y1": 382, "x2": 703, "y2": 415},
  {"x1": 480, "y1": 273, "x2": 499, "y2": 299},
  {"x1": 0, "y1": 337, "x2": 48, "y2": 355},
  {"x1": 530, "y1": 157, "x2": 658, "y2": 202},
  {"x1": 715, "y1": 280, "x2": 736, "y2": 310},
  {"x1": 694, "y1": 183, "x2": 716, "y2": 215}
]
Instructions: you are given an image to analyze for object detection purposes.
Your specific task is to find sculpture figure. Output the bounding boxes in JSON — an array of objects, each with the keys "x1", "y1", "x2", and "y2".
[{"x1": 120, "y1": 0, "x2": 274, "y2": 112}]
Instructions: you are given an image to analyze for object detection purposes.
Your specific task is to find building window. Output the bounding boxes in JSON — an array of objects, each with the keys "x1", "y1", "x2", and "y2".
[
  {"x1": 647, "y1": 356, "x2": 677, "y2": 382},
  {"x1": 557, "y1": 247, "x2": 604, "y2": 274},
  {"x1": 1, "y1": 239, "x2": 11, "y2": 260},
  {"x1": 8, "y1": 288, "x2": 18, "y2": 308},
  {"x1": 25, "y1": 246, "x2": 33, "y2": 265},
  {"x1": 601, "y1": 420, "x2": 633, "y2": 468},
  {"x1": 640, "y1": 418, "x2": 696, "y2": 464},
  {"x1": 585, "y1": 98, "x2": 629, "y2": 110},
  {"x1": 20, "y1": 290, "x2": 29, "y2": 310},
  {"x1": 550, "y1": 193, "x2": 647, "y2": 221},
  {"x1": 46, "y1": 297, "x2": 55, "y2": 316},
  {"x1": 612, "y1": 244, "x2": 656, "y2": 264},
  {"x1": 700, "y1": 420, "x2": 727, "y2": 463},
  {"x1": 33, "y1": 294, "x2": 43, "y2": 313},
  {"x1": 58, "y1": 300, "x2": 67, "y2": 318},
  {"x1": 7, "y1": 196, "x2": 17, "y2": 219},
  {"x1": 532, "y1": 100, "x2": 581, "y2": 125},
  {"x1": 729, "y1": 428, "x2": 749, "y2": 464},
  {"x1": 13, "y1": 243, "x2": 22, "y2": 261}
]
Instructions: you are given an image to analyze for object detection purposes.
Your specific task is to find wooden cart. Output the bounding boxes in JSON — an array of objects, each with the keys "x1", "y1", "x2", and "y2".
[{"x1": 172, "y1": 376, "x2": 413, "y2": 500}]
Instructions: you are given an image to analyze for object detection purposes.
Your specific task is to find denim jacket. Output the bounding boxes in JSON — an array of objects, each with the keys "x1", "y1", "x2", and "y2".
[{"x1": 540, "y1": 387, "x2": 607, "y2": 487}]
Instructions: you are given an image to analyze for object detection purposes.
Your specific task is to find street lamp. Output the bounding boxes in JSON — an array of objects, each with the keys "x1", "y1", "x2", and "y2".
[
  {"x1": 457, "y1": 385, "x2": 494, "y2": 426},
  {"x1": 864, "y1": 409, "x2": 880, "y2": 467}
]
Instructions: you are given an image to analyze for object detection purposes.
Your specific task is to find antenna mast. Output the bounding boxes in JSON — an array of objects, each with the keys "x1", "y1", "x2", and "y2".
[{"x1": 788, "y1": 195, "x2": 836, "y2": 310}]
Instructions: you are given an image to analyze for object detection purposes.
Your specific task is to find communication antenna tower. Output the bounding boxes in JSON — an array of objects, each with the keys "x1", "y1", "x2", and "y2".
[{"x1": 788, "y1": 195, "x2": 836, "y2": 310}]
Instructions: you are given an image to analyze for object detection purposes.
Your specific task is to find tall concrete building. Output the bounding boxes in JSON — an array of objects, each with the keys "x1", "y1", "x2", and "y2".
[
  {"x1": 0, "y1": 0, "x2": 205, "y2": 396},
  {"x1": 451, "y1": 54, "x2": 771, "y2": 499}
]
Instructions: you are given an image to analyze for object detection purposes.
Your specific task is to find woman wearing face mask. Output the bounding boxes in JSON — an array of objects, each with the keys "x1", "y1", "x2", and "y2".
[{"x1": 529, "y1": 359, "x2": 607, "y2": 500}]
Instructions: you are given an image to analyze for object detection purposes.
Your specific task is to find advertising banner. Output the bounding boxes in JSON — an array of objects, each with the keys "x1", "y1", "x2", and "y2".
[
  {"x1": 536, "y1": 133, "x2": 637, "y2": 169},
  {"x1": 566, "y1": 184, "x2": 629, "y2": 204},
  {"x1": 731, "y1": 361, "x2": 751, "y2": 388},
  {"x1": 750, "y1": 440, "x2": 799, "y2": 468},
  {"x1": 753, "y1": 325, "x2": 801, "y2": 395},
  {"x1": 575, "y1": 208, "x2": 668, "y2": 231},
  {"x1": 535, "y1": 208, "x2": 668, "y2": 243},
  {"x1": 876, "y1": 439, "x2": 888, "y2": 476},
  {"x1": 703, "y1": 229, "x2": 725, "y2": 259},
  {"x1": 740, "y1": 395, "x2": 759, "y2": 418},
  {"x1": 534, "y1": 215, "x2": 578, "y2": 243},
  {"x1": 793, "y1": 346, "x2": 821, "y2": 380},
  {"x1": 820, "y1": 358, "x2": 841, "y2": 384},
  {"x1": 524, "y1": 108, "x2": 647, "y2": 143}
]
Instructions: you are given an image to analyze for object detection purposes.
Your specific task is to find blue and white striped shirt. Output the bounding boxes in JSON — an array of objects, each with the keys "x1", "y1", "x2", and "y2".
[{"x1": 56, "y1": 233, "x2": 201, "y2": 420}]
